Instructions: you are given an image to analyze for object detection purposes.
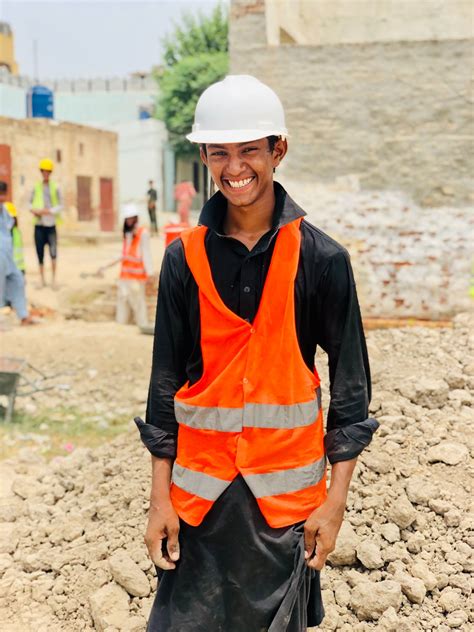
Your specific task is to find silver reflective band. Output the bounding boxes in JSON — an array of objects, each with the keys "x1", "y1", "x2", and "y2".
[
  {"x1": 121, "y1": 267, "x2": 146, "y2": 276},
  {"x1": 243, "y1": 456, "x2": 326, "y2": 498},
  {"x1": 243, "y1": 398, "x2": 320, "y2": 428},
  {"x1": 175, "y1": 387, "x2": 321, "y2": 432},
  {"x1": 172, "y1": 463, "x2": 231, "y2": 501},
  {"x1": 175, "y1": 402, "x2": 242, "y2": 432},
  {"x1": 123, "y1": 255, "x2": 143, "y2": 263}
]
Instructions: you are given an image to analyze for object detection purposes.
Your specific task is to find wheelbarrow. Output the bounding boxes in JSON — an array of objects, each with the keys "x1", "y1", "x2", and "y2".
[
  {"x1": 0, "y1": 356, "x2": 26, "y2": 423},
  {"x1": 0, "y1": 357, "x2": 59, "y2": 423}
]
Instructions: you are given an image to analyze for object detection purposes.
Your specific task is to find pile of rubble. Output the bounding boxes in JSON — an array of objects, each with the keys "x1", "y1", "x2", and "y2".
[{"x1": 0, "y1": 314, "x2": 472, "y2": 631}]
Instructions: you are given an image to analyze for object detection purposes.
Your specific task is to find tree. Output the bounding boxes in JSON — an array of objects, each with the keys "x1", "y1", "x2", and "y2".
[{"x1": 157, "y1": 5, "x2": 228, "y2": 157}]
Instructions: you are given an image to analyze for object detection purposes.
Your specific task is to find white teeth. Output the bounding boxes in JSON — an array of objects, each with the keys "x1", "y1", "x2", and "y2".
[{"x1": 228, "y1": 177, "x2": 253, "y2": 189}]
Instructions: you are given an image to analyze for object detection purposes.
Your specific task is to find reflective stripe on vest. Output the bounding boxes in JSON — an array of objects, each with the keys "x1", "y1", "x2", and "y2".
[
  {"x1": 174, "y1": 387, "x2": 322, "y2": 431},
  {"x1": 172, "y1": 456, "x2": 326, "y2": 501},
  {"x1": 120, "y1": 227, "x2": 147, "y2": 281},
  {"x1": 171, "y1": 218, "x2": 327, "y2": 528},
  {"x1": 172, "y1": 463, "x2": 231, "y2": 501},
  {"x1": 244, "y1": 456, "x2": 326, "y2": 498}
]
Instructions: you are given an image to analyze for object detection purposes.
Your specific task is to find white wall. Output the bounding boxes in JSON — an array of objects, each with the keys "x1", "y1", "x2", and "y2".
[
  {"x1": 0, "y1": 82, "x2": 26, "y2": 117},
  {"x1": 55, "y1": 90, "x2": 156, "y2": 126},
  {"x1": 107, "y1": 118, "x2": 168, "y2": 219}
]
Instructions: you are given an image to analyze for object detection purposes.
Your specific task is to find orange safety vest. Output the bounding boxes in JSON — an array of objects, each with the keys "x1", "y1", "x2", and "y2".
[
  {"x1": 120, "y1": 226, "x2": 148, "y2": 281},
  {"x1": 170, "y1": 218, "x2": 327, "y2": 528}
]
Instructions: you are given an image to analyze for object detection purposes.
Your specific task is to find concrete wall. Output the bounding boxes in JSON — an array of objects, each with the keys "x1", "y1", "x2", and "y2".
[
  {"x1": 230, "y1": 0, "x2": 474, "y2": 207},
  {"x1": 281, "y1": 177, "x2": 472, "y2": 320},
  {"x1": 0, "y1": 82, "x2": 25, "y2": 117},
  {"x1": 265, "y1": 0, "x2": 473, "y2": 46},
  {"x1": 0, "y1": 117, "x2": 118, "y2": 230}
]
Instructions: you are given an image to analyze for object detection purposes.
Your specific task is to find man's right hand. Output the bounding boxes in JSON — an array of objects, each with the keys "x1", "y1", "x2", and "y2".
[{"x1": 144, "y1": 500, "x2": 180, "y2": 570}]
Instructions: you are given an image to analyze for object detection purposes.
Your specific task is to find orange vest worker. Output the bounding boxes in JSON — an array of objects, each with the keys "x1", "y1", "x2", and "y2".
[
  {"x1": 120, "y1": 226, "x2": 148, "y2": 281},
  {"x1": 170, "y1": 217, "x2": 327, "y2": 528}
]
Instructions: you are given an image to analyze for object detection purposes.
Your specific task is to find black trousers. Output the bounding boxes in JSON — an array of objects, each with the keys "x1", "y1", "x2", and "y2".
[
  {"x1": 148, "y1": 204, "x2": 158, "y2": 233},
  {"x1": 34, "y1": 225, "x2": 57, "y2": 264},
  {"x1": 147, "y1": 476, "x2": 324, "y2": 632}
]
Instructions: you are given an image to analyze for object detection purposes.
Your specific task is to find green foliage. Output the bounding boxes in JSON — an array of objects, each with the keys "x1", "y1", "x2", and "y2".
[
  {"x1": 162, "y1": 4, "x2": 228, "y2": 66},
  {"x1": 158, "y1": 52, "x2": 228, "y2": 156},
  {"x1": 157, "y1": 5, "x2": 229, "y2": 157}
]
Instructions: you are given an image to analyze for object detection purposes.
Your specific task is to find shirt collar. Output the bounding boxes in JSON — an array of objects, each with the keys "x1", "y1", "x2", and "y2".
[{"x1": 198, "y1": 181, "x2": 306, "y2": 235}]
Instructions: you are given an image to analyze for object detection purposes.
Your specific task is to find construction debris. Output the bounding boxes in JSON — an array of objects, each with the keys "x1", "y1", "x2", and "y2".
[{"x1": 0, "y1": 313, "x2": 471, "y2": 631}]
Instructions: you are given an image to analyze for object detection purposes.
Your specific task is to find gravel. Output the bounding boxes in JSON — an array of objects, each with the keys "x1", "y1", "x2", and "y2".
[{"x1": 0, "y1": 313, "x2": 472, "y2": 631}]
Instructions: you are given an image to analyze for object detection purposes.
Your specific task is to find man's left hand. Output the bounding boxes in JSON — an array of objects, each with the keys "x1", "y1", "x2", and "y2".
[{"x1": 303, "y1": 494, "x2": 346, "y2": 570}]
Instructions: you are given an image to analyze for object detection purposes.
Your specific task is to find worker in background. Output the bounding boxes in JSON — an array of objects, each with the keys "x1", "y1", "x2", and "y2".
[
  {"x1": 5, "y1": 202, "x2": 26, "y2": 275},
  {"x1": 30, "y1": 158, "x2": 62, "y2": 289},
  {"x1": 0, "y1": 181, "x2": 35, "y2": 325},
  {"x1": 135, "y1": 75, "x2": 379, "y2": 631},
  {"x1": 99, "y1": 204, "x2": 153, "y2": 328},
  {"x1": 147, "y1": 180, "x2": 158, "y2": 234},
  {"x1": 174, "y1": 180, "x2": 196, "y2": 224}
]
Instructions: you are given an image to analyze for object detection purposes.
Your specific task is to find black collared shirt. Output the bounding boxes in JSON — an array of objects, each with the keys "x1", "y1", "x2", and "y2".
[{"x1": 139, "y1": 182, "x2": 378, "y2": 464}]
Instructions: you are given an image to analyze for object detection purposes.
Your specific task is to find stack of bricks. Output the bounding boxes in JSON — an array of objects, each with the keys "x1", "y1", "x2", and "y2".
[{"x1": 283, "y1": 179, "x2": 472, "y2": 320}]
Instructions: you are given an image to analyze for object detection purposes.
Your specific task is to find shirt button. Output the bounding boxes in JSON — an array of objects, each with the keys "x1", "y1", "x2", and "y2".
[
  {"x1": 250, "y1": 328, "x2": 255, "y2": 334},
  {"x1": 243, "y1": 286, "x2": 251, "y2": 293},
  {"x1": 242, "y1": 377, "x2": 249, "y2": 384}
]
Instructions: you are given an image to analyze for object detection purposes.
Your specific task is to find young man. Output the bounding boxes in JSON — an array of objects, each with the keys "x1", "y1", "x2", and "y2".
[
  {"x1": 0, "y1": 181, "x2": 34, "y2": 325},
  {"x1": 30, "y1": 158, "x2": 62, "y2": 289},
  {"x1": 136, "y1": 75, "x2": 378, "y2": 631},
  {"x1": 99, "y1": 204, "x2": 153, "y2": 328},
  {"x1": 147, "y1": 180, "x2": 158, "y2": 234}
]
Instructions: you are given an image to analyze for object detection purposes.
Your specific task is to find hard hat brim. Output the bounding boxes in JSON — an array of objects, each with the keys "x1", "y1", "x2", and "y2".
[{"x1": 186, "y1": 129, "x2": 288, "y2": 144}]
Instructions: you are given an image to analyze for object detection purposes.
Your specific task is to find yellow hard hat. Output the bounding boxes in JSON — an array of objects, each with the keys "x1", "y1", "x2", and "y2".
[
  {"x1": 4, "y1": 202, "x2": 17, "y2": 218},
  {"x1": 39, "y1": 158, "x2": 54, "y2": 172}
]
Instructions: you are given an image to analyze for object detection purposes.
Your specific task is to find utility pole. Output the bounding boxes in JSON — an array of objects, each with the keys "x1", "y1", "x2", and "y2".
[{"x1": 33, "y1": 39, "x2": 38, "y2": 81}]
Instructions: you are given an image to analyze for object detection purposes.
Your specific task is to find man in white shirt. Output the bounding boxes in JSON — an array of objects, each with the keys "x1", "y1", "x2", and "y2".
[{"x1": 30, "y1": 158, "x2": 62, "y2": 289}]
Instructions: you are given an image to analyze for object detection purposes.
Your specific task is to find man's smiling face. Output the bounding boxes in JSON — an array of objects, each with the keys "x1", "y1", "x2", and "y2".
[{"x1": 200, "y1": 137, "x2": 287, "y2": 209}]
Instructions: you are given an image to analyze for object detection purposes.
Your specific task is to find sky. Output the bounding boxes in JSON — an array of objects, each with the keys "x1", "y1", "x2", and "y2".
[{"x1": 0, "y1": 0, "x2": 227, "y2": 79}]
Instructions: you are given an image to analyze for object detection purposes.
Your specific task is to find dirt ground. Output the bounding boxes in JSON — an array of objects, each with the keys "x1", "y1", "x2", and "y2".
[
  {"x1": 0, "y1": 237, "x2": 472, "y2": 631},
  {"x1": 1, "y1": 235, "x2": 166, "y2": 461}
]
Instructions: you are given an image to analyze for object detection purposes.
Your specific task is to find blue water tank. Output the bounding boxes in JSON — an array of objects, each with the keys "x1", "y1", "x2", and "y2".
[
  {"x1": 138, "y1": 105, "x2": 152, "y2": 120},
  {"x1": 27, "y1": 85, "x2": 54, "y2": 118}
]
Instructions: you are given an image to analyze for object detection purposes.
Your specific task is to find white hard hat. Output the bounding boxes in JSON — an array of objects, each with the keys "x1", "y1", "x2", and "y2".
[
  {"x1": 121, "y1": 203, "x2": 139, "y2": 220},
  {"x1": 187, "y1": 75, "x2": 288, "y2": 144}
]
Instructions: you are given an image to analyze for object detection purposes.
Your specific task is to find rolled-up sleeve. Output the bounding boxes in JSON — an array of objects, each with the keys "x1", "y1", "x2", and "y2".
[
  {"x1": 135, "y1": 241, "x2": 189, "y2": 459},
  {"x1": 316, "y1": 250, "x2": 379, "y2": 464}
]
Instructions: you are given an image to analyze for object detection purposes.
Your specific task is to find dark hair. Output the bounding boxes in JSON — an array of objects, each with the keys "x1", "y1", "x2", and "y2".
[
  {"x1": 201, "y1": 135, "x2": 280, "y2": 157},
  {"x1": 122, "y1": 216, "x2": 138, "y2": 238},
  {"x1": 0, "y1": 181, "x2": 7, "y2": 193},
  {"x1": 267, "y1": 135, "x2": 279, "y2": 152}
]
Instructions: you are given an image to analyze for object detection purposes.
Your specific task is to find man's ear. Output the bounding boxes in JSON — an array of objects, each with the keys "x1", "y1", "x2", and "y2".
[
  {"x1": 272, "y1": 138, "x2": 288, "y2": 169},
  {"x1": 199, "y1": 146, "x2": 208, "y2": 167}
]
